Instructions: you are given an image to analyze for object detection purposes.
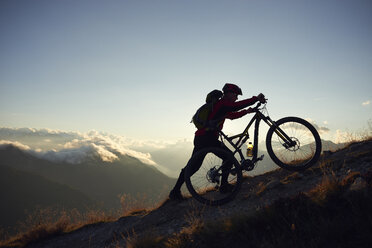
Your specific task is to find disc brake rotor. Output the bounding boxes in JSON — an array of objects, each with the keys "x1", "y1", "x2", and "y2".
[{"x1": 287, "y1": 137, "x2": 300, "y2": 151}]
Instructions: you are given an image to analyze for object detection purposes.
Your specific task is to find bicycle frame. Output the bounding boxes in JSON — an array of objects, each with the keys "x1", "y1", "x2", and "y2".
[{"x1": 218, "y1": 104, "x2": 295, "y2": 168}]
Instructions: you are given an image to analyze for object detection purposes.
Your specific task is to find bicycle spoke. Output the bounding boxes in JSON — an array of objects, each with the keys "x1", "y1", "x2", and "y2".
[{"x1": 267, "y1": 117, "x2": 321, "y2": 171}]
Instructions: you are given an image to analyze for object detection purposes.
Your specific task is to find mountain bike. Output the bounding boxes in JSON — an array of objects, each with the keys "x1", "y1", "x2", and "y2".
[{"x1": 184, "y1": 99, "x2": 322, "y2": 206}]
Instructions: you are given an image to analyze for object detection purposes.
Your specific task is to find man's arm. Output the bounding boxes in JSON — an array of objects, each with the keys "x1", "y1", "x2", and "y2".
[
  {"x1": 221, "y1": 96, "x2": 259, "y2": 113},
  {"x1": 226, "y1": 109, "x2": 249, "y2": 120}
]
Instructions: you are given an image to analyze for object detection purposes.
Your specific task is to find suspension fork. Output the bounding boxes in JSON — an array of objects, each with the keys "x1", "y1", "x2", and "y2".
[
  {"x1": 262, "y1": 115, "x2": 296, "y2": 148},
  {"x1": 252, "y1": 117, "x2": 260, "y2": 159}
]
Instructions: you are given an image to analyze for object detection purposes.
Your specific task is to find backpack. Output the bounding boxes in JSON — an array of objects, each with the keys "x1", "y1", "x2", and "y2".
[{"x1": 191, "y1": 90, "x2": 223, "y2": 129}]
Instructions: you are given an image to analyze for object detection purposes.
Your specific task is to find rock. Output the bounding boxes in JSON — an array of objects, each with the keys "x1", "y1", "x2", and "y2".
[
  {"x1": 265, "y1": 179, "x2": 281, "y2": 190},
  {"x1": 349, "y1": 177, "x2": 366, "y2": 191},
  {"x1": 323, "y1": 150, "x2": 333, "y2": 156},
  {"x1": 362, "y1": 170, "x2": 372, "y2": 185},
  {"x1": 296, "y1": 172, "x2": 304, "y2": 179}
]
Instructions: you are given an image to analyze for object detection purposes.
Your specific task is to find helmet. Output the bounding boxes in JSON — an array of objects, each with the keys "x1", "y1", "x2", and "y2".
[{"x1": 222, "y1": 83, "x2": 242, "y2": 95}]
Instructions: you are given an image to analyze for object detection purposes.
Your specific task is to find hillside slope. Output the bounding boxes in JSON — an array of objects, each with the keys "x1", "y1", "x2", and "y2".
[
  {"x1": 0, "y1": 145, "x2": 176, "y2": 210},
  {"x1": 0, "y1": 166, "x2": 94, "y2": 230},
  {"x1": 4, "y1": 140, "x2": 372, "y2": 248}
]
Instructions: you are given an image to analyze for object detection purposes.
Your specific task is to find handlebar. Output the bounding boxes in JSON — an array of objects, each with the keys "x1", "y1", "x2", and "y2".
[
  {"x1": 260, "y1": 97, "x2": 268, "y2": 104},
  {"x1": 251, "y1": 98, "x2": 267, "y2": 112}
]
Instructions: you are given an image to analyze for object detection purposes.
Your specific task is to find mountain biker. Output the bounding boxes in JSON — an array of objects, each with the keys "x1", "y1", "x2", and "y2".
[{"x1": 169, "y1": 83, "x2": 266, "y2": 200}]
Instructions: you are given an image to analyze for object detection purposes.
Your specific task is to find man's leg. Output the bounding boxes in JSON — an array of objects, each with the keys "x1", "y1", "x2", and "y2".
[
  {"x1": 171, "y1": 168, "x2": 185, "y2": 192},
  {"x1": 169, "y1": 148, "x2": 206, "y2": 197},
  {"x1": 218, "y1": 145, "x2": 235, "y2": 192},
  {"x1": 170, "y1": 133, "x2": 227, "y2": 199},
  {"x1": 169, "y1": 136, "x2": 205, "y2": 200}
]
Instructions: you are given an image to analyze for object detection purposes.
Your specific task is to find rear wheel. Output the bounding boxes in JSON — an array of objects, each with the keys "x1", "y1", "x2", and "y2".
[
  {"x1": 184, "y1": 147, "x2": 242, "y2": 206},
  {"x1": 266, "y1": 117, "x2": 321, "y2": 171}
]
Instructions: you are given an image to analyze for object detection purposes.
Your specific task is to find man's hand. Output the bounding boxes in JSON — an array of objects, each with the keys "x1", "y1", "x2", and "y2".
[
  {"x1": 247, "y1": 107, "x2": 254, "y2": 113},
  {"x1": 257, "y1": 93, "x2": 266, "y2": 103}
]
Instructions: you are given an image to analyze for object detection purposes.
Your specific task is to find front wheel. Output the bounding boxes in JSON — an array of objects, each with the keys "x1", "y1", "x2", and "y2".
[
  {"x1": 184, "y1": 147, "x2": 242, "y2": 206},
  {"x1": 266, "y1": 117, "x2": 322, "y2": 171}
]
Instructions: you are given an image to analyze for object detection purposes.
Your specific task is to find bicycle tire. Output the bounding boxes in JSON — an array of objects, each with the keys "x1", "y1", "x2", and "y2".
[
  {"x1": 266, "y1": 117, "x2": 322, "y2": 171},
  {"x1": 184, "y1": 147, "x2": 242, "y2": 206}
]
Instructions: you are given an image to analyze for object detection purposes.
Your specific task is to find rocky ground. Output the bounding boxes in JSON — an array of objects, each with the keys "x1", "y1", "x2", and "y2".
[{"x1": 20, "y1": 140, "x2": 372, "y2": 248}]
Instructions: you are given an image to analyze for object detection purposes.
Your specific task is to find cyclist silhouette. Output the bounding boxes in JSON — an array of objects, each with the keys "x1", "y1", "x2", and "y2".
[{"x1": 169, "y1": 83, "x2": 265, "y2": 200}]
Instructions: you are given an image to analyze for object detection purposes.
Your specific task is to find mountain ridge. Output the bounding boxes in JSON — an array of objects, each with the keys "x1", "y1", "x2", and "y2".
[
  {"x1": 0, "y1": 165, "x2": 95, "y2": 231},
  {"x1": 0, "y1": 144, "x2": 175, "y2": 216}
]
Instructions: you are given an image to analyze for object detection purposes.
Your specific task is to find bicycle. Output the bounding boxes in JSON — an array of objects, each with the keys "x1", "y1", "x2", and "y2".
[{"x1": 184, "y1": 99, "x2": 322, "y2": 206}]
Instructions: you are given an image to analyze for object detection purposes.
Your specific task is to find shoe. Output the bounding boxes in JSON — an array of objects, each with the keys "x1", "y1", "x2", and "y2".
[
  {"x1": 169, "y1": 189, "x2": 184, "y2": 200},
  {"x1": 219, "y1": 183, "x2": 235, "y2": 194}
]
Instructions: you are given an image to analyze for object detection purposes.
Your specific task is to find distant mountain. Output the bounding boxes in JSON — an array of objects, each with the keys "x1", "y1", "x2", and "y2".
[
  {"x1": 0, "y1": 145, "x2": 176, "y2": 211},
  {"x1": 0, "y1": 165, "x2": 94, "y2": 229},
  {"x1": 321, "y1": 139, "x2": 347, "y2": 151}
]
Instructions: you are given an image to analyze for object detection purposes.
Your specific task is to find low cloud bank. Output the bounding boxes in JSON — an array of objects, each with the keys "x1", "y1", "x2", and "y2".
[
  {"x1": 305, "y1": 118, "x2": 330, "y2": 134},
  {"x1": 0, "y1": 128, "x2": 156, "y2": 166},
  {"x1": 0, "y1": 140, "x2": 31, "y2": 150}
]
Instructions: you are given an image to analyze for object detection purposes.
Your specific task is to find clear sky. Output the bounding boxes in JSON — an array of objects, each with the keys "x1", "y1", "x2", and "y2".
[{"x1": 1, "y1": 0, "x2": 371, "y2": 142}]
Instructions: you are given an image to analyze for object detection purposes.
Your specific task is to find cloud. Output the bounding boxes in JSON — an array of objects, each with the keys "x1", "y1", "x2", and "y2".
[
  {"x1": 362, "y1": 100, "x2": 370, "y2": 106},
  {"x1": 304, "y1": 118, "x2": 330, "y2": 134},
  {"x1": 0, "y1": 140, "x2": 31, "y2": 150},
  {"x1": 0, "y1": 127, "x2": 80, "y2": 150},
  {"x1": 0, "y1": 139, "x2": 124, "y2": 164},
  {"x1": 0, "y1": 127, "x2": 156, "y2": 166},
  {"x1": 0, "y1": 127, "x2": 80, "y2": 138},
  {"x1": 62, "y1": 132, "x2": 156, "y2": 165},
  {"x1": 38, "y1": 144, "x2": 119, "y2": 164}
]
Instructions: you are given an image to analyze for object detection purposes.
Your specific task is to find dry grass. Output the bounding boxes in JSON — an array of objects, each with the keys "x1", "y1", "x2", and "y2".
[
  {"x1": 0, "y1": 193, "x2": 157, "y2": 248},
  {"x1": 341, "y1": 171, "x2": 361, "y2": 185},
  {"x1": 307, "y1": 171, "x2": 340, "y2": 203},
  {"x1": 255, "y1": 181, "x2": 267, "y2": 196},
  {"x1": 125, "y1": 230, "x2": 165, "y2": 248},
  {"x1": 281, "y1": 172, "x2": 301, "y2": 184},
  {"x1": 0, "y1": 207, "x2": 119, "y2": 247},
  {"x1": 339, "y1": 120, "x2": 372, "y2": 145},
  {"x1": 119, "y1": 193, "x2": 151, "y2": 216}
]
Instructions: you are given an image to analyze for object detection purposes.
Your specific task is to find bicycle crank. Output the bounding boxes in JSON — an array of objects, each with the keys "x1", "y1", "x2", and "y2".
[
  {"x1": 242, "y1": 155, "x2": 264, "y2": 171},
  {"x1": 206, "y1": 166, "x2": 220, "y2": 184}
]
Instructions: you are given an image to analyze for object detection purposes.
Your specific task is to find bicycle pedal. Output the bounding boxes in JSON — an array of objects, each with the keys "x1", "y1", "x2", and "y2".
[{"x1": 249, "y1": 155, "x2": 264, "y2": 165}]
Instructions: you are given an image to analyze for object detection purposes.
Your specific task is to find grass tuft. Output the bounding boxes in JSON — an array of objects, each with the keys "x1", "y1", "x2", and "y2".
[
  {"x1": 255, "y1": 182, "x2": 267, "y2": 196},
  {"x1": 125, "y1": 230, "x2": 165, "y2": 248}
]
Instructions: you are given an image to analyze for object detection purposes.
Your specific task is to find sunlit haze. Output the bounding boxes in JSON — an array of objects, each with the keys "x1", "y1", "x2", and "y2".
[{"x1": 1, "y1": 0, "x2": 371, "y2": 145}]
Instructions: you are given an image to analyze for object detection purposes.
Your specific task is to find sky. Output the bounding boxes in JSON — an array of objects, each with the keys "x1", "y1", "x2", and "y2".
[{"x1": 1, "y1": 0, "x2": 371, "y2": 143}]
